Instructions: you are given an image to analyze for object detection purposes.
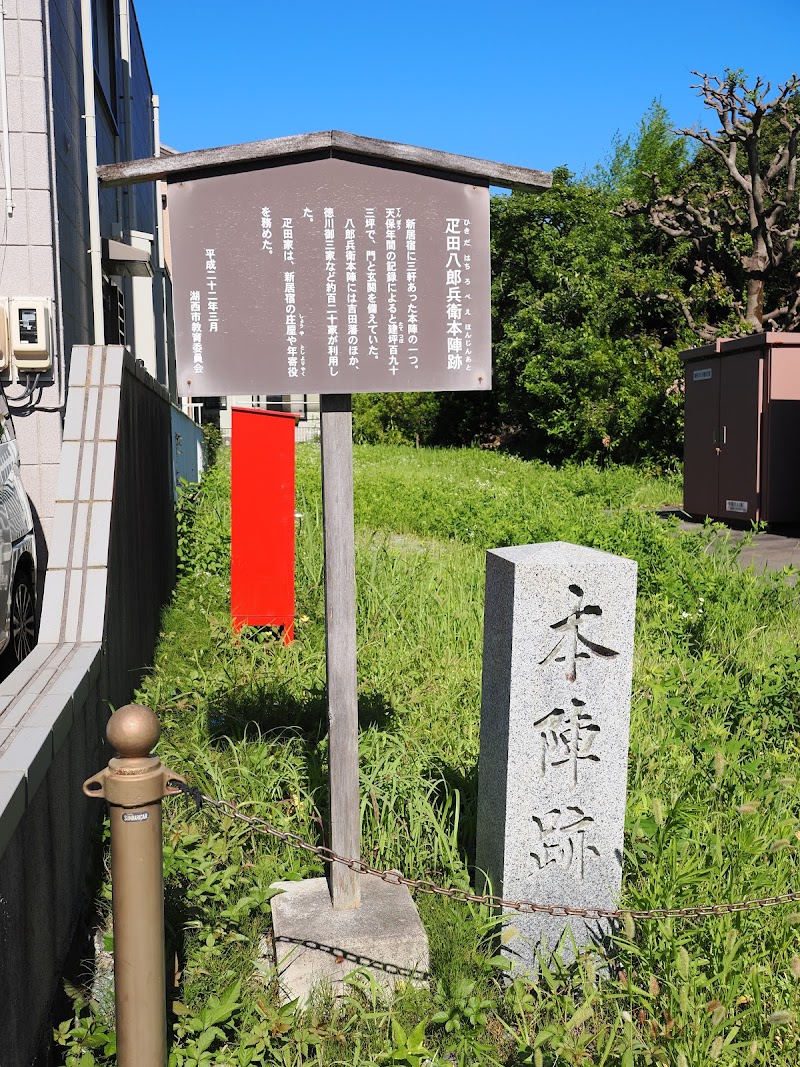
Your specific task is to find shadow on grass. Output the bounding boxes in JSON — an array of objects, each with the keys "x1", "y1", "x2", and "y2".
[
  {"x1": 204, "y1": 684, "x2": 396, "y2": 743},
  {"x1": 195, "y1": 663, "x2": 487, "y2": 954},
  {"x1": 200, "y1": 677, "x2": 400, "y2": 851},
  {"x1": 199, "y1": 664, "x2": 483, "y2": 875}
]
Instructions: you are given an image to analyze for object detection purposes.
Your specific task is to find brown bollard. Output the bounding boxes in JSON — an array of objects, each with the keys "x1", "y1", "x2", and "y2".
[{"x1": 84, "y1": 705, "x2": 185, "y2": 1067}]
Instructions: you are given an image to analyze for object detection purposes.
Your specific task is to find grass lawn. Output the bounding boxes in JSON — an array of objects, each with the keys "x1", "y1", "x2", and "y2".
[{"x1": 57, "y1": 445, "x2": 800, "y2": 1066}]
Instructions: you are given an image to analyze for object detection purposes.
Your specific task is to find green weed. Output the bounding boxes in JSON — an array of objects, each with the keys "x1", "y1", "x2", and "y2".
[{"x1": 56, "y1": 444, "x2": 800, "y2": 1065}]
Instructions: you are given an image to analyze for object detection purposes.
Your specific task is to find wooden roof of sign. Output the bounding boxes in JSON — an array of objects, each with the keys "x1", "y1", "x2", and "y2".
[{"x1": 97, "y1": 129, "x2": 552, "y2": 192}]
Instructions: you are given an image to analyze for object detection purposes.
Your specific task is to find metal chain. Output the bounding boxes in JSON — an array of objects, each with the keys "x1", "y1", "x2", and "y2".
[{"x1": 170, "y1": 781, "x2": 800, "y2": 922}]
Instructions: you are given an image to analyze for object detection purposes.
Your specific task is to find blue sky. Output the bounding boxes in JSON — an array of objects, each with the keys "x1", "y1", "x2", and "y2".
[{"x1": 135, "y1": 0, "x2": 800, "y2": 179}]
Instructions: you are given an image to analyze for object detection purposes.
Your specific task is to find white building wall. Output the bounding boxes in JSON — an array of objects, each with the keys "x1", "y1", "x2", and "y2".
[
  {"x1": 0, "y1": 0, "x2": 63, "y2": 555},
  {"x1": 0, "y1": 0, "x2": 168, "y2": 569}
]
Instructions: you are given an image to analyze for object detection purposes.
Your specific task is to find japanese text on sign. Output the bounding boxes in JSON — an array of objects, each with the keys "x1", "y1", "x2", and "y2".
[{"x1": 170, "y1": 156, "x2": 491, "y2": 395}]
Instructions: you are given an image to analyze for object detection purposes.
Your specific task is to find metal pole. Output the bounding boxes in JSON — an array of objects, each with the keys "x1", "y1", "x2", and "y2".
[
  {"x1": 79, "y1": 0, "x2": 105, "y2": 345},
  {"x1": 320, "y1": 393, "x2": 361, "y2": 909},
  {"x1": 0, "y1": 2, "x2": 16, "y2": 217},
  {"x1": 84, "y1": 705, "x2": 185, "y2": 1067}
]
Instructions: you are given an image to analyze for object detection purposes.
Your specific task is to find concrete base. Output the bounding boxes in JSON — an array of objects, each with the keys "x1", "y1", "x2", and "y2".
[{"x1": 268, "y1": 875, "x2": 429, "y2": 1003}]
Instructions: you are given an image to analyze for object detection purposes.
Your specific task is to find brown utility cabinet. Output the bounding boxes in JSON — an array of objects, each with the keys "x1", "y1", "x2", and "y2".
[{"x1": 681, "y1": 332, "x2": 800, "y2": 524}]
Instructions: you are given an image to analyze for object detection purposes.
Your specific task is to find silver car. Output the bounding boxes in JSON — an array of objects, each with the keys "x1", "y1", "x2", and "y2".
[{"x1": 0, "y1": 388, "x2": 36, "y2": 665}]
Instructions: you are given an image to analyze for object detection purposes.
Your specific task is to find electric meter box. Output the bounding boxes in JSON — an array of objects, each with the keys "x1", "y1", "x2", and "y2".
[
  {"x1": 682, "y1": 332, "x2": 800, "y2": 524},
  {"x1": 10, "y1": 298, "x2": 52, "y2": 371}
]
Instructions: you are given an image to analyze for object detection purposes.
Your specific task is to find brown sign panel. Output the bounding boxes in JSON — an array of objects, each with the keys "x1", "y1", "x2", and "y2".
[{"x1": 168, "y1": 157, "x2": 491, "y2": 396}]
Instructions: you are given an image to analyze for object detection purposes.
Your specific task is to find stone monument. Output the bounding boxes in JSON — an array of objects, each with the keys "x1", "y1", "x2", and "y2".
[{"x1": 475, "y1": 542, "x2": 637, "y2": 974}]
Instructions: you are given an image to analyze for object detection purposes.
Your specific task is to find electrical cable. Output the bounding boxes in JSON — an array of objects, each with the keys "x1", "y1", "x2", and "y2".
[
  {"x1": 8, "y1": 373, "x2": 64, "y2": 415},
  {"x1": 11, "y1": 403, "x2": 65, "y2": 416},
  {"x1": 6, "y1": 373, "x2": 40, "y2": 405}
]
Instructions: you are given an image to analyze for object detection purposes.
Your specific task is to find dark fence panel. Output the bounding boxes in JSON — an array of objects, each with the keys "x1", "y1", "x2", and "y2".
[
  {"x1": 104, "y1": 359, "x2": 176, "y2": 706},
  {"x1": 0, "y1": 348, "x2": 187, "y2": 1065}
]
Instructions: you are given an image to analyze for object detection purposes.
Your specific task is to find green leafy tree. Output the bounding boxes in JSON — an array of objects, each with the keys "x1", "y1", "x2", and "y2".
[
  {"x1": 596, "y1": 99, "x2": 689, "y2": 201},
  {"x1": 357, "y1": 103, "x2": 698, "y2": 463},
  {"x1": 491, "y1": 153, "x2": 688, "y2": 464},
  {"x1": 352, "y1": 391, "x2": 441, "y2": 445},
  {"x1": 351, "y1": 386, "x2": 500, "y2": 449}
]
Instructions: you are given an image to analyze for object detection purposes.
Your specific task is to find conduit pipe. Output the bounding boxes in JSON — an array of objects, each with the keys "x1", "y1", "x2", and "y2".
[
  {"x1": 80, "y1": 0, "x2": 105, "y2": 343},
  {"x1": 152, "y1": 94, "x2": 173, "y2": 397},
  {"x1": 0, "y1": 1, "x2": 14, "y2": 217},
  {"x1": 41, "y1": 0, "x2": 67, "y2": 410},
  {"x1": 118, "y1": 0, "x2": 134, "y2": 231}
]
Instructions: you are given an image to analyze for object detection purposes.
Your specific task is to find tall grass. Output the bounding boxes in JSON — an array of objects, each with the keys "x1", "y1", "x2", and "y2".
[{"x1": 56, "y1": 445, "x2": 800, "y2": 1066}]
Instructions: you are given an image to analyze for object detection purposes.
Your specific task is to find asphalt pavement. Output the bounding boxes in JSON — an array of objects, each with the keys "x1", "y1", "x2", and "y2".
[{"x1": 659, "y1": 508, "x2": 800, "y2": 574}]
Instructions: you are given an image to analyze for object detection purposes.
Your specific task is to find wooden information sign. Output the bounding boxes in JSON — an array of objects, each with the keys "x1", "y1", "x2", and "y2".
[
  {"x1": 98, "y1": 132, "x2": 551, "y2": 912},
  {"x1": 168, "y1": 157, "x2": 492, "y2": 397}
]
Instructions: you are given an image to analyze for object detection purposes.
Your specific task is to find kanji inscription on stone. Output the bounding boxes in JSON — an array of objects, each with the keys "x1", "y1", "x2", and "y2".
[{"x1": 475, "y1": 542, "x2": 637, "y2": 974}]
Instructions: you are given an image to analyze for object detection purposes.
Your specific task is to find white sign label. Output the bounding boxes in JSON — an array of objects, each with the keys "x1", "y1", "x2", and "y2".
[
  {"x1": 122, "y1": 811, "x2": 150, "y2": 823},
  {"x1": 726, "y1": 500, "x2": 748, "y2": 514},
  {"x1": 693, "y1": 368, "x2": 713, "y2": 381}
]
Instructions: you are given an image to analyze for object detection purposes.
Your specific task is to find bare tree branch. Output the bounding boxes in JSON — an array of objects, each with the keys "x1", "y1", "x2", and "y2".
[
  {"x1": 621, "y1": 71, "x2": 800, "y2": 335},
  {"x1": 654, "y1": 292, "x2": 718, "y2": 341}
]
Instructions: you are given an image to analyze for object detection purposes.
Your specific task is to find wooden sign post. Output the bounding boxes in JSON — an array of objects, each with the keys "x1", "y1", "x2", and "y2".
[
  {"x1": 98, "y1": 130, "x2": 551, "y2": 993},
  {"x1": 320, "y1": 394, "x2": 361, "y2": 909}
]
